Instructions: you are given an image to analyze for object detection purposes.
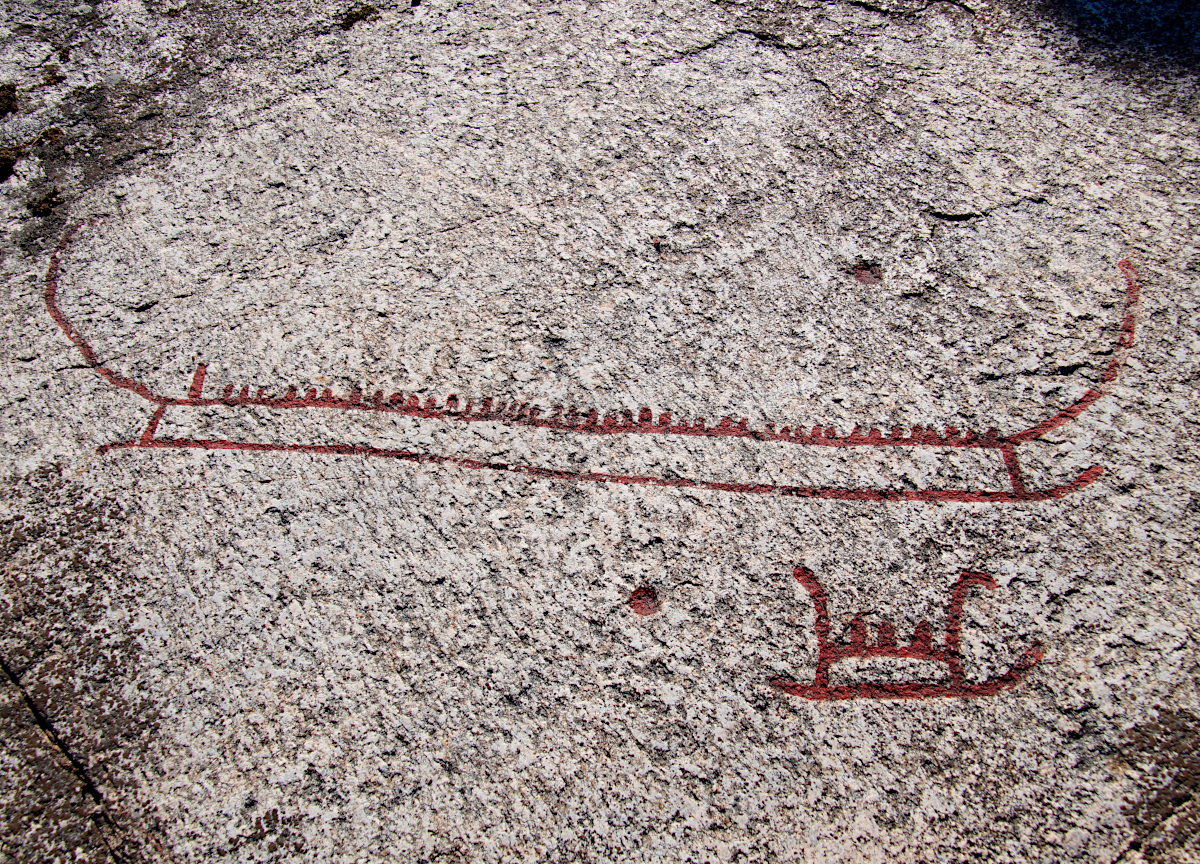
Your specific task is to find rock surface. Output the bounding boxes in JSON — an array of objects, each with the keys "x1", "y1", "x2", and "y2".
[{"x1": 1, "y1": 0, "x2": 1198, "y2": 861}]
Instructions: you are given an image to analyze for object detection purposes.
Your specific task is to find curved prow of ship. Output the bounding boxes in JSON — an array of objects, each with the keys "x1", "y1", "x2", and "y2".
[{"x1": 770, "y1": 567, "x2": 1043, "y2": 700}]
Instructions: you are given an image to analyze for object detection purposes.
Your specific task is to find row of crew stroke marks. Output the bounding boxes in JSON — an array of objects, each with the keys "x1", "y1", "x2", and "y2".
[
  {"x1": 46, "y1": 223, "x2": 1143, "y2": 503},
  {"x1": 770, "y1": 568, "x2": 1042, "y2": 700}
]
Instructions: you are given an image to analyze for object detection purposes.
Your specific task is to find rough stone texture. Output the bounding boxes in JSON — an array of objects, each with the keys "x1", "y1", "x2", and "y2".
[{"x1": 1, "y1": 0, "x2": 1198, "y2": 861}]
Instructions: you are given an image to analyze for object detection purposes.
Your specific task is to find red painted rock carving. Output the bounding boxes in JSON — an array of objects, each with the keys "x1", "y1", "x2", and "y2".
[
  {"x1": 628, "y1": 586, "x2": 661, "y2": 616},
  {"x1": 770, "y1": 567, "x2": 1043, "y2": 700},
  {"x1": 853, "y1": 263, "x2": 883, "y2": 285},
  {"x1": 46, "y1": 222, "x2": 1141, "y2": 503}
]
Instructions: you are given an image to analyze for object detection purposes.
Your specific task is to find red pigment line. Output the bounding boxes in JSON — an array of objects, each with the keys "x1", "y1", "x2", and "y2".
[
  {"x1": 768, "y1": 646, "x2": 1043, "y2": 701},
  {"x1": 813, "y1": 614, "x2": 945, "y2": 665},
  {"x1": 1117, "y1": 260, "x2": 1142, "y2": 352},
  {"x1": 188, "y1": 364, "x2": 207, "y2": 400},
  {"x1": 779, "y1": 567, "x2": 1043, "y2": 700},
  {"x1": 172, "y1": 389, "x2": 1009, "y2": 451},
  {"x1": 1007, "y1": 389, "x2": 1105, "y2": 444},
  {"x1": 1000, "y1": 445, "x2": 1028, "y2": 499},
  {"x1": 139, "y1": 403, "x2": 168, "y2": 445},
  {"x1": 44, "y1": 221, "x2": 164, "y2": 405},
  {"x1": 95, "y1": 435, "x2": 1105, "y2": 502},
  {"x1": 113, "y1": 253, "x2": 1141, "y2": 447},
  {"x1": 799, "y1": 568, "x2": 993, "y2": 673},
  {"x1": 942, "y1": 572, "x2": 994, "y2": 681},
  {"x1": 794, "y1": 567, "x2": 832, "y2": 686},
  {"x1": 1007, "y1": 259, "x2": 1142, "y2": 444},
  {"x1": 47, "y1": 221, "x2": 1136, "y2": 470},
  {"x1": 1044, "y1": 464, "x2": 1105, "y2": 498}
]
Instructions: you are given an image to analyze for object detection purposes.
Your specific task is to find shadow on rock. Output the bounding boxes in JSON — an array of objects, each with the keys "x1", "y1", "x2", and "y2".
[{"x1": 1037, "y1": 0, "x2": 1199, "y2": 67}]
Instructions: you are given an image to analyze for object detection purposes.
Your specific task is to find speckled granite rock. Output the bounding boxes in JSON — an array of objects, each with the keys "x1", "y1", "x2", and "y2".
[{"x1": 1, "y1": 1, "x2": 1198, "y2": 861}]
